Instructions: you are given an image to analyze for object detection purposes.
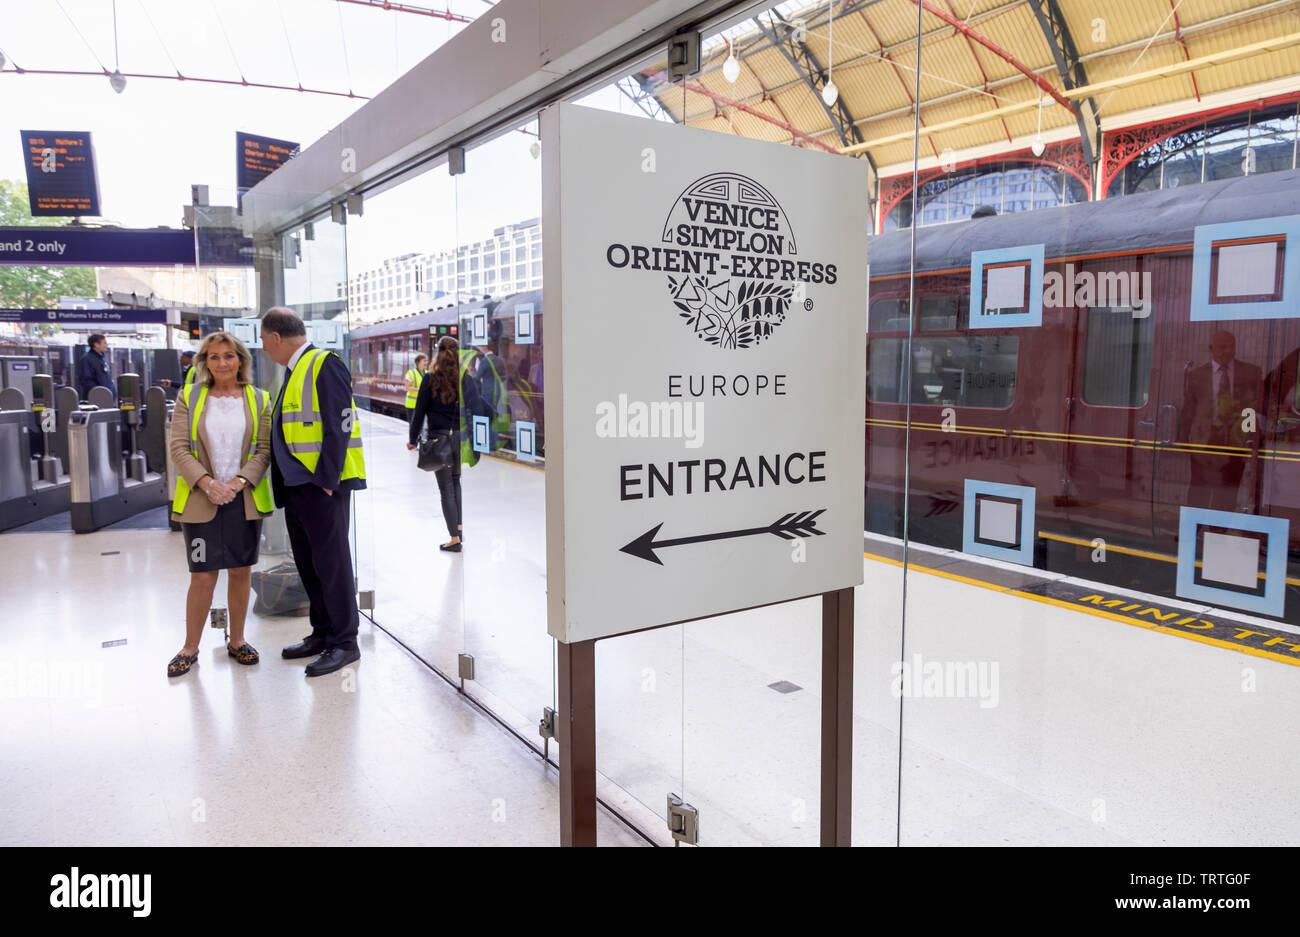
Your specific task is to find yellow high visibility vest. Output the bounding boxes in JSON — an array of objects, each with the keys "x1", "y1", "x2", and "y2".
[
  {"x1": 183, "y1": 366, "x2": 196, "y2": 387},
  {"x1": 280, "y1": 347, "x2": 366, "y2": 480},
  {"x1": 404, "y1": 368, "x2": 422, "y2": 409},
  {"x1": 172, "y1": 383, "x2": 274, "y2": 515}
]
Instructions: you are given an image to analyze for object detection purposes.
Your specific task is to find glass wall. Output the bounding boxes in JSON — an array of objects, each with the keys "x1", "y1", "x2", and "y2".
[{"x1": 251, "y1": 0, "x2": 1300, "y2": 848}]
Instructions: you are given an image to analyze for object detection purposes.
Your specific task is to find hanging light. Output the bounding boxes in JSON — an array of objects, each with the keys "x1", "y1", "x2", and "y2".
[
  {"x1": 1031, "y1": 92, "x2": 1045, "y2": 156},
  {"x1": 108, "y1": 1, "x2": 125, "y2": 93},
  {"x1": 821, "y1": 0, "x2": 837, "y2": 107},
  {"x1": 529, "y1": 140, "x2": 540, "y2": 160},
  {"x1": 722, "y1": 38, "x2": 740, "y2": 83}
]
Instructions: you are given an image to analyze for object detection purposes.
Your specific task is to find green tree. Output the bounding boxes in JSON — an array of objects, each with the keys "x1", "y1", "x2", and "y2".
[{"x1": 0, "y1": 179, "x2": 97, "y2": 308}]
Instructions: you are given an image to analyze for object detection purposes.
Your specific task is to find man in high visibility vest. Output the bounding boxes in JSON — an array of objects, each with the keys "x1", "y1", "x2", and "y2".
[
  {"x1": 403, "y1": 354, "x2": 427, "y2": 420},
  {"x1": 260, "y1": 307, "x2": 367, "y2": 677}
]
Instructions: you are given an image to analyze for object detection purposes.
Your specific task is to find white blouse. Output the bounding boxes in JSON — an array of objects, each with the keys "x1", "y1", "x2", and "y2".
[{"x1": 204, "y1": 395, "x2": 246, "y2": 483}]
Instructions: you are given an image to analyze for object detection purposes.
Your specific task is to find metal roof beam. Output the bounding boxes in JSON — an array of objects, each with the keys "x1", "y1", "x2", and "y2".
[
  {"x1": 1027, "y1": 0, "x2": 1099, "y2": 172},
  {"x1": 913, "y1": 0, "x2": 1077, "y2": 113},
  {"x1": 753, "y1": 8, "x2": 877, "y2": 176}
]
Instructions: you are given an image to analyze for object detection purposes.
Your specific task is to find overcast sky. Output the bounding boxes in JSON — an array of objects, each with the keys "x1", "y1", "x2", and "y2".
[{"x1": 0, "y1": 0, "x2": 646, "y2": 281}]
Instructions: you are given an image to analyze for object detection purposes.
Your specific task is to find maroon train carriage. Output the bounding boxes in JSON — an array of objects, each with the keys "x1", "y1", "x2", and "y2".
[
  {"x1": 865, "y1": 167, "x2": 1300, "y2": 624},
  {"x1": 349, "y1": 288, "x2": 544, "y2": 461}
]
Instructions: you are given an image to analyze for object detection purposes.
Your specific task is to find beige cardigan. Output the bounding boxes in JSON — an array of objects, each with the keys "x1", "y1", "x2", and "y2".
[{"x1": 168, "y1": 384, "x2": 273, "y2": 523}]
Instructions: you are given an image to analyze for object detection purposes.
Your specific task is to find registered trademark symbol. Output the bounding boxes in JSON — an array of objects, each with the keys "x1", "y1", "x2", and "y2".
[{"x1": 803, "y1": 298, "x2": 814, "y2": 311}]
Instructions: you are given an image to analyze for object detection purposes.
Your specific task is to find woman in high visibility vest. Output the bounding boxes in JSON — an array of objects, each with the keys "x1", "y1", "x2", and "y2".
[{"x1": 165, "y1": 331, "x2": 274, "y2": 677}]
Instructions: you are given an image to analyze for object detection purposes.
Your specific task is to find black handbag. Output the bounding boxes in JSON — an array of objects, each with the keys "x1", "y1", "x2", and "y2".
[{"x1": 417, "y1": 429, "x2": 455, "y2": 472}]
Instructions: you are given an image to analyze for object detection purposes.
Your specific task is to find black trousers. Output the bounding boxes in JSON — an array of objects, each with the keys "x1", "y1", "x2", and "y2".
[
  {"x1": 435, "y1": 447, "x2": 462, "y2": 539},
  {"x1": 283, "y1": 483, "x2": 359, "y2": 653}
]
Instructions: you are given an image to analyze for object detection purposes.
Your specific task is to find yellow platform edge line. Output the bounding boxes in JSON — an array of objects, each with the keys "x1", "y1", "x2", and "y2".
[
  {"x1": 862, "y1": 550, "x2": 1300, "y2": 668},
  {"x1": 1039, "y1": 530, "x2": 1300, "y2": 587}
]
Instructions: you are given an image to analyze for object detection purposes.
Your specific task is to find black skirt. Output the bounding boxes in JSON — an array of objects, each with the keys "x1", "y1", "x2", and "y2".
[{"x1": 180, "y1": 499, "x2": 263, "y2": 572}]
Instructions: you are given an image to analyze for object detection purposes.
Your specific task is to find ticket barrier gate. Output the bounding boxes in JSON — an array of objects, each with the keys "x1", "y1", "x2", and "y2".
[
  {"x1": 68, "y1": 373, "x2": 167, "y2": 532},
  {"x1": 0, "y1": 377, "x2": 76, "y2": 531}
]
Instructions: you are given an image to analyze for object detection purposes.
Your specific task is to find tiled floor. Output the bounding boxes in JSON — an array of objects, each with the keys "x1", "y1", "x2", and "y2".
[{"x1": 0, "y1": 527, "x2": 644, "y2": 846}]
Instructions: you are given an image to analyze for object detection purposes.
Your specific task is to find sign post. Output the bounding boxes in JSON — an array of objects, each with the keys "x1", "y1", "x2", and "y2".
[{"x1": 543, "y1": 103, "x2": 867, "y2": 846}]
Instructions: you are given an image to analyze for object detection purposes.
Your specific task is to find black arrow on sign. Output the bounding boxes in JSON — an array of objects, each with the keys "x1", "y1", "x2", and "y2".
[{"x1": 620, "y1": 509, "x2": 827, "y2": 565}]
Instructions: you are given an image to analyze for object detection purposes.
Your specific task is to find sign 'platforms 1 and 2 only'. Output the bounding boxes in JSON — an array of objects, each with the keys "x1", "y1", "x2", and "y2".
[{"x1": 543, "y1": 102, "x2": 867, "y2": 643}]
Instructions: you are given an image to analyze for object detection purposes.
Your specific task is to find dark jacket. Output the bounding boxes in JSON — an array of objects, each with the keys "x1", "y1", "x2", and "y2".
[
  {"x1": 271, "y1": 345, "x2": 367, "y2": 506},
  {"x1": 76, "y1": 349, "x2": 114, "y2": 400},
  {"x1": 409, "y1": 368, "x2": 485, "y2": 445}
]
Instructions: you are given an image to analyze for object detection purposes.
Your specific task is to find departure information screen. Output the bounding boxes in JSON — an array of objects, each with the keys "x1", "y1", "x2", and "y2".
[
  {"x1": 236, "y1": 131, "x2": 300, "y2": 194},
  {"x1": 19, "y1": 130, "x2": 101, "y2": 217}
]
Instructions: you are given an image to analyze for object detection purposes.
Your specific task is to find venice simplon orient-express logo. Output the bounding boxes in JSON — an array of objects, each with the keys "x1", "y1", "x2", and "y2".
[{"x1": 605, "y1": 172, "x2": 838, "y2": 350}]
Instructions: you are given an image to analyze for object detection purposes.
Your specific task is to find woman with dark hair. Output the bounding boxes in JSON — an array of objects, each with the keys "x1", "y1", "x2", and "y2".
[{"x1": 407, "y1": 336, "x2": 484, "y2": 552}]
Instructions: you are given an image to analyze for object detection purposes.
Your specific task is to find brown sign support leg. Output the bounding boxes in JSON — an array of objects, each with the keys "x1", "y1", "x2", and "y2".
[
  {"x1": 821, "y1": 587, "x2": 854, "y2": 846},
  {"x1": 558, "y1": 638, "x2": 597, "y2": 846}
]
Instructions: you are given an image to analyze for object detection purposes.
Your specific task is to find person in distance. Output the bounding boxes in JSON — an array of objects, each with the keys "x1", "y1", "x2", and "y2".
[{"x1": 407, "y1": 335, "x2": 485, "y2": 552}]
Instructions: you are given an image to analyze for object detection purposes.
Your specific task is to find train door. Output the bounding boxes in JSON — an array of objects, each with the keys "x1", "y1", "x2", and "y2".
[
  {"x1": 1150, "y1": 251, "x2": 1279, "y2": 547},
  {"x1": 1063, "y1": 255, "x2": 1159, "y2": 544},
  {"x1": 1262, "y1": 317, "x2": 1300, "y2": 585}
]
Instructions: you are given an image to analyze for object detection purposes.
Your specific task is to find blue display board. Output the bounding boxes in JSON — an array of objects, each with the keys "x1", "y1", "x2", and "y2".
[
  {"x1": 0, "y1": 307, "x2": 167, "y2": 324},
  {"x1": 20, "y1": 130, "x2": 102, "y2": 217},
  {"x1": 0, "y1": 228, "x2": 253, "y2": 266}
]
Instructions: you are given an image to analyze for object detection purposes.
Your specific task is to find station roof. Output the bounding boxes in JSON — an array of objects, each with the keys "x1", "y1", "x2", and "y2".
[{"x1": 634, "y1": 0, "x2": 1300, "y2": 174}]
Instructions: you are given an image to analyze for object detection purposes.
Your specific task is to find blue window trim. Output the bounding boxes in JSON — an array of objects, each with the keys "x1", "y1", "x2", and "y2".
[
  {"x1": 962, "y1": 478, "x2": 1036, "y2": 566},
  {"x1": 1175, "y1": 507, "x2": 1288, "y2": 618},
  {"x1": 969, "y1": 244, "x2": 1044, "y2": 329},
  {"x1": 1190, "y1": 215, "x2": 1300, "y2": 321}
]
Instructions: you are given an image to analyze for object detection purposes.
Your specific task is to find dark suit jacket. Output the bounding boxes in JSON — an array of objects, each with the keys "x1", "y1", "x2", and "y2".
[
  {"x1": 1178, "y1": 359, "x2": 1262, "y2": 445},
  {"x1": 271, "y1": 346, "x2": 367, "y2": 507},
  {"x1": 76, "y1": 350, "x2": 114, "y2": 400}
]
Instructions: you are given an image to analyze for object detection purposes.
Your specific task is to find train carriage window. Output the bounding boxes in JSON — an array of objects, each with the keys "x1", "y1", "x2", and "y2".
[
  {"x1": 1082, "y1": 308, "x2": 1153, "y2": 407},
  {"x1": 868, "y1": 291, "x2": 968, "y2": 332},
  {"x1": 869, "y1": 297, "x2": 910, "y2": 332},
  {"x1": 868, "y1": 336, "x2": 1018, "y2": 408}
]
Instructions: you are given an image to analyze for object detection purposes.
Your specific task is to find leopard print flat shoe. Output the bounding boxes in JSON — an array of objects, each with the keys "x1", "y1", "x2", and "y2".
[
  {"x1": 167, "y1": 652, "x2": 198, "y2": 677},
  {"x1": 227, "y1": 643, "x2": 260, "y2": 665}
]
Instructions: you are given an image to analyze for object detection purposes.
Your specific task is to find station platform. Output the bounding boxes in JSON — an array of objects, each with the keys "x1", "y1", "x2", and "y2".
[{"x1": 2, "y1": 408, "x2": 1297, "y2": 846}]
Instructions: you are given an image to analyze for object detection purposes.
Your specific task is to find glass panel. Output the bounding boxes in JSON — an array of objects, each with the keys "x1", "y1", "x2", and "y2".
[
  {"x1": 1204, "y1": 121, "x2": 1251, "y2": 181},
  {"x1": 454, "y1": 122, "x2": 555, "y2": 752},
  {"x1": 1081, "y1": 306, "x2": 1154, "y2": 407},
  {"x1": 869, "y1": 336, "x2": 1018, "y2": 408},
  {"x1": 897, "y1": 0, "x2": 1300, "y2": 848},
  {"x1": 344, "y1": 169, "x2": 463, "y2": 675},
  {"x1": 1250, "y1": 109, "x2": 1298, "y2": 175}
]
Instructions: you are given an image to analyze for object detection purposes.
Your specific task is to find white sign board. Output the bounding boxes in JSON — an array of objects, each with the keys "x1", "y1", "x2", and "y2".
[{"x1": 543, "y1": 103, "x2": 867, "y2": 643}]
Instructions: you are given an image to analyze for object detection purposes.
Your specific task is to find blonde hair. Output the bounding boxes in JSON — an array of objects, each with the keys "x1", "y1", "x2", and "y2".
[{"x1": 192, "y1": 331, "x2": 254, "y2": 386}]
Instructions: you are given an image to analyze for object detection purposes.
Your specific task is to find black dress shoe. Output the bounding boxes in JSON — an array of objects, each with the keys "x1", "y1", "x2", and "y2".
[
  {"x1": 282, "y1": 636, "x2": 326, "y2": 660},
  {"x1": 304, "y1": 647, "x2": 360, "y2": 677}
]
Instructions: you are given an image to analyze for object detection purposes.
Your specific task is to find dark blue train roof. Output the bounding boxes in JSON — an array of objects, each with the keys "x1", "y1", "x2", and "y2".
[
  {"x1": 869, "y1": 168, "x2": 1300, "y2": 277},
  {"x1": 348, "y1": 288, "x2": 543, "y2": 340}
]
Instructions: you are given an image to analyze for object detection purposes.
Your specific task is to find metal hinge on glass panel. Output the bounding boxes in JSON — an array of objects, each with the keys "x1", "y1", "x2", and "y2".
[
  {"x1": 666, "y1": 794, "x2": 699, "y2": 846},
  {"x1": 358, "y1": 590, "x2": 375, "y2": 611},
  {"x1": 538, "y1": 706, "x2": 557, "y2": 760},
  {"x1": 666, "y1": 31, "x2": 701, "y2": 81},
  {"x1": 448, "y1": 146, "x2": 466, "y2": 176},
  {"x1": 457, "y1": 652, "x2": 475, "y2": 691},
  {"x1": 209, "y1": 607, "x2": 228, "y2": 642},
  {"x1": 331, "y1": 201, "x2": 346, "y2": 225}
]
